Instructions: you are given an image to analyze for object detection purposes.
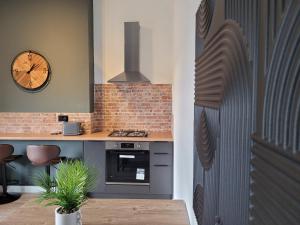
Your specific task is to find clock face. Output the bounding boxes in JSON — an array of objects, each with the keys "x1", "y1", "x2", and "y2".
[{"x1": 11, "y1": 51, "x2": 50, "y2": 91}]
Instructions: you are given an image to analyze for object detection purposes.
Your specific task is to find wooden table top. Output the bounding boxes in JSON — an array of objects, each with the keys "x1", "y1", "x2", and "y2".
[
  {"x1": 0, "y1": 131, "x2": 173, "y2": 142},
  {"x1": 0, "y1": 195, "x2": 189, "y2": 225}
]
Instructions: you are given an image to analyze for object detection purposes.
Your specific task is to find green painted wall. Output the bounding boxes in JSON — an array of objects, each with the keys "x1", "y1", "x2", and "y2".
[{"x1": 0, "y1": 0, "x2": 94, "y2": 112}]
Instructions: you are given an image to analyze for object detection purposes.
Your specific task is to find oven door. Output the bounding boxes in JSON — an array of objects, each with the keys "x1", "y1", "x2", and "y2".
[{"x1": 106, "y1": 150, "x2": 150, "y2": 185}]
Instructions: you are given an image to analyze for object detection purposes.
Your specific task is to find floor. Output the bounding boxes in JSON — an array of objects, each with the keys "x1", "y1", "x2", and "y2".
[{"x1": 0, "y1": 194, "x2": 34, "y2": 222}]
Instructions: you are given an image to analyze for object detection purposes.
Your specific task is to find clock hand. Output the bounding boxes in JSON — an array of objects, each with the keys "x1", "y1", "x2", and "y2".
[
  {"x1": 27, "y1": 64, "x2": 39, "y2": 73},
  {"x1": 27, "y1": 64, "x2": 35, "y2": 73}
]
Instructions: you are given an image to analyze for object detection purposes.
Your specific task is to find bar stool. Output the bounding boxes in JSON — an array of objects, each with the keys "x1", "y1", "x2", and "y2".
[
  {"x1": 0, "y1": 144, "x2": 22, "y2": 204},
  {"x1": 26, "y1": 145, "x2": 65, "y2": 176}
]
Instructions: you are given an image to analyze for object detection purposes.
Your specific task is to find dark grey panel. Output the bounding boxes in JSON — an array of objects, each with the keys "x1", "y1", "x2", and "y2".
[
  {"x1": 0, "y1": 0, "x2": 94, "y2": 112},
  {"x1": 225, "y1": 0, "x2": 259, "y2": 61},
  {"x1": 218, "y1": 40, "x2": 252, "y2": 225},
  {"x1": 203, "y1": 137, "x2": 219, "y2": 225},
  {"x1": 194, "y1": 106, "x2": 220, "y2": 225},
  {"x1": 262, "y1": 0, "x2": 300, "y2": 156},
  {"x1": 250, "y1": 1, "x2": 300, "y2": 224},
  {"x1": 250, "y1": 141, "x2": 300, "y2": 225},
  {"x1": 83, "y1": 141, "x2": 106, "y2": 193}
]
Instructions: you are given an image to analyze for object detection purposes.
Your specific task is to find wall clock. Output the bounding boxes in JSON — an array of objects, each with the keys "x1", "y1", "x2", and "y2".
[{"x1": 11, "y1": 50, "x2": 50, "y2": 91}]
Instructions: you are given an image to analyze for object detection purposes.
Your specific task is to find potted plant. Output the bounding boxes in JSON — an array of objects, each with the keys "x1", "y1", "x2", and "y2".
[{"x1": 34, "y1": 160, "x2": 96, "y2": 225}]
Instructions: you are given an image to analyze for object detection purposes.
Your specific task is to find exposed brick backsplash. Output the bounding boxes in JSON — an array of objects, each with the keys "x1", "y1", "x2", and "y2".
[
  {"x1": 0, "y1": 113, "x2": 93, "y2": 134},
  {"x1": 93, "y1": 84, "x2": 172, "y2": 132},
  {"x1": 0, "y1": 84, "x2": 172, "y2": 134}
]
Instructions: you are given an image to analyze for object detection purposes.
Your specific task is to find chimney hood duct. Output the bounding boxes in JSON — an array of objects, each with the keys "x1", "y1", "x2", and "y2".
[{"x1": 108, "y1": 22, "x2": 150, "y2": 83}]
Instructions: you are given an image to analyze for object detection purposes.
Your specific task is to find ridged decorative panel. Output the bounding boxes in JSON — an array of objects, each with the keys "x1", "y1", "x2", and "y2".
[
  {"x1": 194, "y1": 20, "x2": 250, "y2": 109},
  {"x1": 195, "y1": 110, "x2": 214, "y2": 170},
  {"x1": 225, "y1": 0, "x2": 259, "y2": 61},
  {"x1": 194, "y1": 1, "x2": 300, "y2": 225},
  {"x1": 262, "y1": 0, "x2": 300, "y2": 157},
  {"x1": 193, "y1": 184, "x2": 204, "y2": 225},
  {"x1": 250, "y1": 1, "x2": 300, "y2": 224},
  {"x1": 196, "y1": 0, "x2": 212, "y2": 39},
  {"x1": 250, "y1": 136, "x2": 300, "y2": 225}
]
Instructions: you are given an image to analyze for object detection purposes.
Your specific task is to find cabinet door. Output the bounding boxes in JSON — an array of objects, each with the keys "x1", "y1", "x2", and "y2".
[
  {"x1": 150, "y1": 142, "x2": 173, "y2": 195},
  {"x1": 83, "y1": 141, "x2": 105, "y2": 193}
]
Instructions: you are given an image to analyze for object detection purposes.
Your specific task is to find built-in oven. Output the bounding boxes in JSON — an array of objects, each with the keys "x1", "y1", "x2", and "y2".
[{"x1": 105, "y1": 142, "x2": 150, "y2": 185}]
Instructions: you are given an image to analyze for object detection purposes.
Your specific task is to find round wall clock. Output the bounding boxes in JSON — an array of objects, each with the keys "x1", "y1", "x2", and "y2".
[{"x1": 11, "y1": 50, "x2": 50, "y2": 91}]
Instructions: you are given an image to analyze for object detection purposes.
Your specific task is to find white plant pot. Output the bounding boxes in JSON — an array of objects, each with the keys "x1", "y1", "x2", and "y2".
[{"x1": 55, "y1": 208, "x2": 82, "y2": 225}]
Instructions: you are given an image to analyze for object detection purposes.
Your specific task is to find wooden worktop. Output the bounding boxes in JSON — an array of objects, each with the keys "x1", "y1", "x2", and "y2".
[
  {"x1": 0, "y1": 194, "x2": 189, "y2": 225},
  {"x1": 0, "y1": 131, "x2": 173, "y2": 142}
]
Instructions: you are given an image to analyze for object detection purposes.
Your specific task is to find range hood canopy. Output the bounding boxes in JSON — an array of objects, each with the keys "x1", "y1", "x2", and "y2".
[{"x1": 108, "y1": 22, "x2": 150, "y2": 83}]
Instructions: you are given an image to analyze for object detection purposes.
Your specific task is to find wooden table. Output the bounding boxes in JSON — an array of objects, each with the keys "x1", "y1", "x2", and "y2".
[{"x1": 0, "y1": 195, "x2": 189, "y2": 225}]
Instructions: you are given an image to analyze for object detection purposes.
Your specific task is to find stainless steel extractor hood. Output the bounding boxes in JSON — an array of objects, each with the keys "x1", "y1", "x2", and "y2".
[{"x1": 108, "y1": 22, "x2": 150, "y2": 83}]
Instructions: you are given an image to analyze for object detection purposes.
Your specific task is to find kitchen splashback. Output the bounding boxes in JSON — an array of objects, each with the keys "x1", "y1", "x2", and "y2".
[
  {"x1": 0, "y1": 84, "x2": 172, "y2": 133},
  {"x1": 93, "y1": 83, "x2": 172, "y2": 132},
  {"x1": 0, "y1": 112, "x2": 94, "y2": 134}
]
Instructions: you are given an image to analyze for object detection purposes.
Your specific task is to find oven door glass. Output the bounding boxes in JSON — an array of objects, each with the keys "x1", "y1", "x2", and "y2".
[{"x1": 106, "y1": 150, "x2": 150, "y2": 184}]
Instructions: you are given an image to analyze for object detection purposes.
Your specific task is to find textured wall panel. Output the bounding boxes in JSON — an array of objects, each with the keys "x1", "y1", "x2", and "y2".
[
  {"x1": 193, "y1": 184, "x2": 204, "y2": 225},
  {"x1": 262, "y1": 0, "x2": 300, "y2": 158},
  {"x1": 217, "y1": 23, "x2": 252, "y2": 224},
  {"x1": 251, "y1": 1, "x2": 300, "y2": 224},
  {"x1": 196, "y1": 0, "x2": 212, "y2": 39},
  {"x1": 265, "y1": 0, "x2": 289, "y2": 70},
  {"x1": 195, "y1": 110, "x2": 214, "y2": 170},
  {"x1": 194, "y1": 20, "x2": 250, "y2": 109},
  {"x1": 194, "y1": 16, "x2": 252, "y2": 225},
  {"x1": 194, "y1": 105, "x2": 220, "y2": 225},
  {"x1": 202, "y1": 136, "x2": 220, "y2": 225},
  {"x1": 225, "y1": 0, "x2": 259, "y2": 61},
  {"x1": 250, "y1": 136, "x2": 300, "y2": 225}
]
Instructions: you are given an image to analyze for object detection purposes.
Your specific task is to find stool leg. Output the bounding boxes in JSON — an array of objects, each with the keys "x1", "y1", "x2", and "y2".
[
  {"x1": 45, "y1": 165, "x2": 51, "y2": 176},
  {"x1": 1, "y1": 163, "x2": 7, "y2": 195},
  {"x1": 0, "y1": 162, "x2": 21, "y2": 204}
]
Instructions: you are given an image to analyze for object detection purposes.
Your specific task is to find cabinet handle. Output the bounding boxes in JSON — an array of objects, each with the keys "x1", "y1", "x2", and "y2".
[
  {"x1": 154, "y1": 152, "x2": 169, "y2": 155},
  {"x1": 153, "y1": 164, "x2": 169, "y2": 167}
]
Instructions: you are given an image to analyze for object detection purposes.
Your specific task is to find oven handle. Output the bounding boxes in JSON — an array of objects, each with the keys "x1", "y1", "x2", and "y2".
[
  {"x1": 119, "y1": 155, "x2": 135, "y2": 159},
  {"x1": 153, "y1": 164, "x2": 169, "y2": 167}
]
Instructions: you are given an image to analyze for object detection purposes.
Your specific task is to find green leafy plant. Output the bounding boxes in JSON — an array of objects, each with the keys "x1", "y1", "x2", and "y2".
[{"x1": 34, "y1": 160, "x2": 97, "y2": 214}]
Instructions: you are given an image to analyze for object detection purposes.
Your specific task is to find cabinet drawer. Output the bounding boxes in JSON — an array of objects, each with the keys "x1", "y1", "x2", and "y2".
[
  {"x1": 150, "y1": 165, "x2": 173, "y2": 195},
  {"x1": 151, "y1": 152, "x2": 173, "y2": 165}
]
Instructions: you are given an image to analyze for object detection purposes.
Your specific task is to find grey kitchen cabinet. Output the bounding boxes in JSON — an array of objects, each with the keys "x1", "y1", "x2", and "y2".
[
  {"x1": 150, "y1": 142, "x2": 173, "y2": 196},
  {"x1": 83, "y1": 141, "x2": 106, "y2": 193},
  {"x1": 84, "y1": 141, "x2": 173, "y2": 199}
]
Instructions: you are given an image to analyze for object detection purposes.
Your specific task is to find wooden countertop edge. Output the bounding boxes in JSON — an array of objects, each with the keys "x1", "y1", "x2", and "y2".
[{"x1": 0, "y1": 131, "x2": 173, "y2": 142}]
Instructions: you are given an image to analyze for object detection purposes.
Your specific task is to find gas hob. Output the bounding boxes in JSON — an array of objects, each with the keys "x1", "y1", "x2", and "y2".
[{"x1": 108, "y1": 130, "x2": 148, "y2": 137}]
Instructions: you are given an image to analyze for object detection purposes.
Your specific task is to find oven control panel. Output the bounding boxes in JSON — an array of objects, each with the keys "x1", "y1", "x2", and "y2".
[{"x1": 105, "y1": 141, "x2": 150, "y2": 150}]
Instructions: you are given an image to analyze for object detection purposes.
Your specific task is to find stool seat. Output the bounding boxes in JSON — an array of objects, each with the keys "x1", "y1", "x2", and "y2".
[
  {"x1": 27, "y1": 145, "x2": 61, "y2": 166},
  {"x1": 0, "y1": 144, "x2": 21, "y2": 204},
  {"x1": 26, "y1": 145, "x2": 64, "y2": 176}
]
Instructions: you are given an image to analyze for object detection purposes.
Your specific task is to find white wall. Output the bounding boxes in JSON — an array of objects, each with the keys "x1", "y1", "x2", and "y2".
[
  {"x1": 93, "y1": 0, "x2": 174, "y2": 84},
  {"x1": 173, "y1": 0, "x2": 200, "y2": 224}
]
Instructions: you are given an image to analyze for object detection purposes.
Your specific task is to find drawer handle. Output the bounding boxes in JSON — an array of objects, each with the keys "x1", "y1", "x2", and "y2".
[
  {"x1": 154, "y1": 152, "x2": 169, "y2": 155},
  {"x1": 153, "y1": 164, "x2": 169, "y2": 167}
]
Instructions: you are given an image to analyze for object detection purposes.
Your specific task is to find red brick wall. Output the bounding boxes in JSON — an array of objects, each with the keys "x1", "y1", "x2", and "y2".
[
  {"x1": 0, "y1": 113, "x2": 93, "y2": 134},
  {"x1": 94, "y1": 84, "x2": 172, "y2": 132},
  {"x1": 0, "y1": 84, "x2": 173, "y2": 133}
]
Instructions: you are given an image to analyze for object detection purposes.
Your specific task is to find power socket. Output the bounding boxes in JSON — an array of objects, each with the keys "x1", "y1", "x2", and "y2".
[{"x1": 58, "y1": 115, "x2": 68, "y2": 122}]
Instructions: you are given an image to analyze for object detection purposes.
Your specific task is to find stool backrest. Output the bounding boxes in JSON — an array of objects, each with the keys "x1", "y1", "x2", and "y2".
[
  {"x1": 27, "y1": 145, "x2": 61, "y2": 166},
  {"x1": 0, "y1": 144, "x2": 14, "y2": 161}
]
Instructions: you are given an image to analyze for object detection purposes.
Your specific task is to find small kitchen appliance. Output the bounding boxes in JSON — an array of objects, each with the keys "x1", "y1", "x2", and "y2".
[{"x1": 63, "y1": 122, "x2": 82, "y2": 136}]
